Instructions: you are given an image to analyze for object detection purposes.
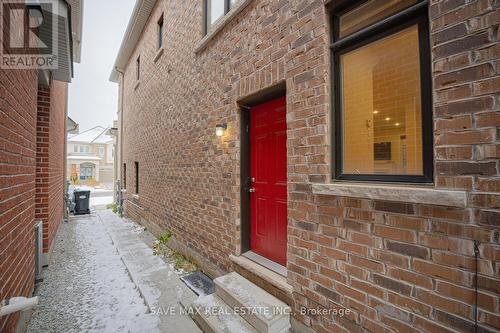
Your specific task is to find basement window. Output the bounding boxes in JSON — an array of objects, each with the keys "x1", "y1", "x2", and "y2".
[
  {"x1": 331, "y1": 0, "x2": 432, "y2": 183},
  {"x1": 203, "y1": 0, "x2": 236, "y2": 35}
]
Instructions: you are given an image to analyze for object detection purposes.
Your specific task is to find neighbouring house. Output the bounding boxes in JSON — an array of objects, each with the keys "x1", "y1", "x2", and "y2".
[
  {"x1": 67, "y1": 126, "x2": 115, "y2": 187},
  {"x1": 106, "y1": 121, "x2": 120, "y2": 202},
  {"x1": 110, "y1": 0, "x2": 499, "y2": 332},
  {"x1": 0, "y1": 1, "x2": 83, "y2": 332}
]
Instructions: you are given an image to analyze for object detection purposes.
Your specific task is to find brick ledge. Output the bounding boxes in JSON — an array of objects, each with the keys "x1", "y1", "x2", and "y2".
[{"x1": 312, "y1": 183, "x2": 467, "y2": 208}]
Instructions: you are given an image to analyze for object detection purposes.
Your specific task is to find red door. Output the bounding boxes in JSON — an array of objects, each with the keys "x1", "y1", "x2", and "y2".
[{"x1": 250, "y1": 96, "x2": 287, "y2": 266}]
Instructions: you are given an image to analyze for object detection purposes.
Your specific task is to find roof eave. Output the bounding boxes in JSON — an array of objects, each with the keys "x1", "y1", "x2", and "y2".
[{"x1": 109, "y1": 0, "x2": 157, "y2": 83}]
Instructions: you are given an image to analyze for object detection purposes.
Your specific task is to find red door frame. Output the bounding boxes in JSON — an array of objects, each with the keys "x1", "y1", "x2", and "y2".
[{"x1": 249, "y1": 96, "x2": 287, "y2": 266}]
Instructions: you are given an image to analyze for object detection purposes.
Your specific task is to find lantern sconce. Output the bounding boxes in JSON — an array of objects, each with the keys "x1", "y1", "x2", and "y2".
[{"x1": 215, "y1": 124, "x2": 227, "y2": 137}]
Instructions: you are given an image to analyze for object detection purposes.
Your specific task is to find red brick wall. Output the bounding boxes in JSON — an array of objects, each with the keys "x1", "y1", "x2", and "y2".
[
  {"x1": 35, "y1": 87, "x2": 51, "y2": 251},
  {"x1": 36, "y1": 80, "x2": 67, "y2": 254},
  {"x1": 118, "y1": 0, "x2": 499, "y2": 332},
  {"x1": 0, "y1": 67, "x2": 38, "y2": 333}
]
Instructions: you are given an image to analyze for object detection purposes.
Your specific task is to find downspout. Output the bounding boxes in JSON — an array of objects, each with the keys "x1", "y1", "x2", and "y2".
[
  {"x1": 0, "y1": 297, "x2": 38, "y2": 317},
  {"x1": 63, "y1": 83, "x2": 69, "y2": 220},
  {"x1": 115, "y1": 67, "x2": 125, "y2": 215}
]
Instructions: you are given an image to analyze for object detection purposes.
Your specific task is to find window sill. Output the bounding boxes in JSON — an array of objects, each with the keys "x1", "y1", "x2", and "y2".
[
  {"x1": 153, "y1": 48, "x2": 164, "y2": 63},
  {"x1": 194, "y1": 0, "x2": 253, "y2": 54},
  {"x1": 133, "y1": 81, "x2": 140, "y2": 90},
  {"x1": 312, "y1": 182, "x2": 467, "y2": 208}
]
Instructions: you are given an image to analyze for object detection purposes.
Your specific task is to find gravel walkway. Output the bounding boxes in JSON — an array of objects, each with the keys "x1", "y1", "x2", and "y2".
[{"x1": 27, "y1": 213, "x2": 160, "y2": 333}]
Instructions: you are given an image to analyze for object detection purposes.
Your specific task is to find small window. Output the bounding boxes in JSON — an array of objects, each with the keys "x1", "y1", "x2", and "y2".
[
  {"x1": 204, "y1": 0, "x2": 233, "y2": 35},
  {"x1": 331, "y1": 0, "x2": 432, "y2": 183},
  {"x1": 79, "y1": 145, "x2": 84, "y2": 153},
  {"x1": 73, "y1": 145, "x2": 78, "y2": 153},
  {"x1": 123, "y1": 163, "x2": 127, "y2": 189},
  {"x1": 136, "y1": 56, "x2": 140, "y2": 80},
  {"x1": 99, "y1": 147, "x2": 105, "y2": 157},
  {"x1": 135, "y1": 161, "x2": 139, "y2": 194},
  {"x1": 158, "y1": 15, "x2": 164, "y2": 49}
]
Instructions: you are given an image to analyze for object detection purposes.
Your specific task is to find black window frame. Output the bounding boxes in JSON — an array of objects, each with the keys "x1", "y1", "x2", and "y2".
[
  {"x1": 330, "y1": 0, "x2": 433, "y2": 183},
  {"x1": 135, "y1": 161, "x2": 139, "y2": 194},
  {"x1": 203, "y1": 0, "x2": 232, "y2": 36},
  {"x1": 158, "y1": 14, "x2": 164, "y2": 49}
]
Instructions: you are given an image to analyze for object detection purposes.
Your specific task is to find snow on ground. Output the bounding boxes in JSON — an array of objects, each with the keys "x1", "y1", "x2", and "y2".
[
  {"x1": 90, "y1": 196, "x2": 113, "y2": 207},
  {"x1": 27, "y1": 213, "x2": 160, "y2": 333},
  {"x1": 72, "y1": 185, "x2": 111, "y2": 193}
]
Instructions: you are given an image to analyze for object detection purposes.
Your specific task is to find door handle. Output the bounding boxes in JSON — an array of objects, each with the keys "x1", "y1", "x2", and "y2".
[{"x1": 248, "y1": 188, "x2": 255, "y2": 193}]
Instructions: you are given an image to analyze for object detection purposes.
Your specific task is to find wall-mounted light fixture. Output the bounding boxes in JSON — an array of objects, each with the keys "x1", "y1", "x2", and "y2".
[{"x1": 216, "y1": 124, "x2": 227, "y2": 137}]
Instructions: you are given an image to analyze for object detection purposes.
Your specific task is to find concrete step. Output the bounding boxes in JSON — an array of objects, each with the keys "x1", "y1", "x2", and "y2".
[
  {"x1": 193, "y1": 294, "x2": 258, "y2": 333},
  {"x1": 214, "y1": 272, "x2": 291, "y2": 333}
]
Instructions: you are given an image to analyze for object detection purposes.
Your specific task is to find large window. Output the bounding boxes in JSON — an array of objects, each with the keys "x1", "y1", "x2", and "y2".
[
  {"x1": 331, "y1": 0, "x2": 432, "y2": 183},
  {"x1": 203, "y1": 0, "x2": 236, "y2": 35}
]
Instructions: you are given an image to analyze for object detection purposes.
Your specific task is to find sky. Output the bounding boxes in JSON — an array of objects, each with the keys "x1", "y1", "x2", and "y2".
[{"x1": 68, "y1": 0, "x2": 136, "y2": 132}]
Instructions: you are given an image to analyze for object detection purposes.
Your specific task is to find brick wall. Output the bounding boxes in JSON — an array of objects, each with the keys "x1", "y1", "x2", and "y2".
[
  {"x1": 0, "y1": 67, "x2": 38, "y2": 333},
  {"x1": 118, "y1": 0, "x2": 499, "y2": 332},
  {"x1": 36, "y1": 80, "x2": 67, "y2": 254}
]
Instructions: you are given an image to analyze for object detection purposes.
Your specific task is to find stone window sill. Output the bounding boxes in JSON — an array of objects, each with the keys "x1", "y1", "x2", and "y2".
[
  {"x1": 153, "y1": 48, "x2": 164, "y2": 63},
  {"x1": 312, "y1": 182, "x2": 467, "y2": 208},
  {"x1": 194, "y1": 0, "x2": 253, "y2": 54},
  {"x1": 133, "y1": 81, "x2": 140, "y2": 90}
]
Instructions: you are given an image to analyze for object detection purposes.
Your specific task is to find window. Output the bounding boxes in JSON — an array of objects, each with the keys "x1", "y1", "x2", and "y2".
[
  {"x1": 136, "y1": 56, "x2": 140, "y2": 80},
  {"x1": 73, "y1": 145, "x2": 78, "y2": 153},
  {"x1": 99, "y1": 147, "x2": 105, "y2": 157},
  {"x1": 80, "y1": 164, "x2": 93, "y2": 180},
  {"x1": 203, "y1": 0, "x2": 235, "y2": 35},
  {"x1": 331, "y1": 0, "x2": 432, "y2": 183},
  {"x1": 158, "y1": 14, "x2": 164, "y2": 49},
  {"x1": 123, "y1": 163, "x2": 127, "y2": 189},
  {"x1": 135, "y1": 161, "x2": 139, "y2": 194}
]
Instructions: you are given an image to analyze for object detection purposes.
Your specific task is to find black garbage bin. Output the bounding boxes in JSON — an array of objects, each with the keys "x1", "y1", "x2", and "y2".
[{"x1": 74, "y1": 190, "x2": 91, "y2": 215}]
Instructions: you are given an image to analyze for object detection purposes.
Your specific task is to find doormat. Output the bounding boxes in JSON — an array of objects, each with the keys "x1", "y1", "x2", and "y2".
[{"x1": 180, "y1": 271, "x2": 215, "y2": 296}]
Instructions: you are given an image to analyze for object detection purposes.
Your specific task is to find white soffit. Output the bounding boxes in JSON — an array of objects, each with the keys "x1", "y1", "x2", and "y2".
[{"x1": 109, "y1": 0, "x2": 157, "y2": 82}]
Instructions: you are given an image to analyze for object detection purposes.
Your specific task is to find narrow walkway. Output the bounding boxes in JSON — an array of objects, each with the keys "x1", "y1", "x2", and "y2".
[{"x1": 28, "y1": 209, "x2": 200, "y2": 333}]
